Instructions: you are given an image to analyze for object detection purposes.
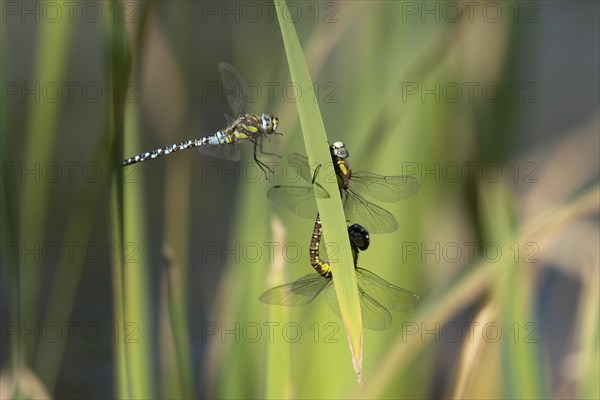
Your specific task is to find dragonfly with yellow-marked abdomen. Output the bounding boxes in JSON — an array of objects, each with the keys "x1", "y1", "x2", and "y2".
[
  {"x1": 122, "y1": 63, "x2": 281, "y2": 177},
  {"x1": 267, "y1": 142, "x2": 420, "y2": 233},
  {"x1": 260, "y1": 214, "x2": 422, "y2": 330}
]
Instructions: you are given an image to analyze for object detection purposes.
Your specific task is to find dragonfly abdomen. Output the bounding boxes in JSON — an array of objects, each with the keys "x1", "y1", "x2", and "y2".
[
  {"x1": 121, "y1": 126, "x2": 248, "y2": 167},
  {"x1": 122, "y1": 137, "x2": 212, "y2": 166},
  {"x1": 309, "y1": 215, "x2": 333, "y2": 279},
  {"x1": 310, "y1": 252, "x2": 332, "y2": 279},
  {"x1": 207, "y1": 130, "x2": 231, "y2": 145},
  {"x1": 122, "y1": 128, "x2": 248, "y2": 166}
]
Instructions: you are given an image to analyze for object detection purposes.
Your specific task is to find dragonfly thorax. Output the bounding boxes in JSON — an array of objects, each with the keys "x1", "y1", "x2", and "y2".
[
  {"x1": 331, "y1": 141, "x2": 351, "y2": 189},
  {"x1": 334, "y1": 158, "x2": 352, "y2": 190}
]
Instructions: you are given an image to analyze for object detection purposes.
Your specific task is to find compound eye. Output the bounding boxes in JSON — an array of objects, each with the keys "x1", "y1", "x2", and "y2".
[
  {"x1": 348, "y1": 224, "x2": 370, "y2": 250},
  {"x1": 262, "y1": 115, "x2": 272, "y2": 130},
  {"x1": 336, "y1": 148, "x2": 349, "y2": 158},
  {"x1": 330, "y1": 141, "x2": 349, "y2": 158}
]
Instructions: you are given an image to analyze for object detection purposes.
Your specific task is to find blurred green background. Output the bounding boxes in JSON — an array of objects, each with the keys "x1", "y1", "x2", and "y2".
[{"x1": 1, "y1": 1, "x2": 598, "y2": 399}]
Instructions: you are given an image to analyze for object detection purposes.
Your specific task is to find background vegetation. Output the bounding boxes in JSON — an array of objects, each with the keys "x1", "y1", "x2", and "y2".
[{"x1": 1, "y1": 1, "x2": 598, "y2": 399}]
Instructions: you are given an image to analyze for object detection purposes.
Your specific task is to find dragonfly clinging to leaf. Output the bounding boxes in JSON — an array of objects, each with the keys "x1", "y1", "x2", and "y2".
[
  {"x1": 260, "y1": 214, "x2": 422, "y2": 330},
  {"x1": 267, "y1": 142, "x2": 420, "y2": 233},
  {"x1": 122, "y1": 63, "x2": 282, "y2": 177}
]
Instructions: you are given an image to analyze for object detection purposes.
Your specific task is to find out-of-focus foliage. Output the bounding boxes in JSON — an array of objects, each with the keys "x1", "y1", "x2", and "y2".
[{"x1": 1, "y1": 1, "x2": 598, "y2": 399}]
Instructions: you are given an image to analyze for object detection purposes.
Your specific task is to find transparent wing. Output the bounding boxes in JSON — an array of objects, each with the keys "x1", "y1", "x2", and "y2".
[
  {"x1": 267, "y1": 186, "x2": 319, "y2": 219},
  {"x1": 324, "y1": 284, "x2": 340, "y2": 316},
  {"x1": 259, "y1": 274, "x2": 331, "y2": 306},
  {"x1": 197, "y1": 142, "x2": 241, "y2": 161},
  {"x1": 223, "y1": 113, "x2": 235, "y2": 125},
  {"x1": 284, "y1": 153, "x2": 329, "y2": 198},
  {"x1": 286, "y1": 153, "x2": 338, "y2": 187},
  {"x1": 355, "y1": 268, "x2": 422, "y2": 312},
  {"x1": 325, "y1": 283, "x2": 392, "y2": 330},
  {"x1": 314, "y1": 183, "x2": 330, "y2": 199},
  {"x1": 286, "y1": 153, "x2": 311, "y2": 183},
  {"x1": 350, "y1": 172, "x2": 421, "y2": 202},
  {"x1": 359, "y1": 289, "x2": 393, "y2": 330},
  {"x1": 342, "y1": 189, "x2": 399, "y2": 234},
  {"x1": 218, "y1": 63, "x2": 248, "y2": 117},
  {"x1": 269, "y1": 185, "x2": 398, "y2": 232}
]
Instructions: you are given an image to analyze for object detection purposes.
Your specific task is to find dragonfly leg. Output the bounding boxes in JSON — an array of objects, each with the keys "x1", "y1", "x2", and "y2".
[
  {"x1": 312, "y1": 164, "x2": 322, "y2": 184},
  {"x1": 258, "y1": 136, "x2": 282, "y2": 158},
  {"x1": 253, "y1": 141, "x2": 274, "y2": 178}
]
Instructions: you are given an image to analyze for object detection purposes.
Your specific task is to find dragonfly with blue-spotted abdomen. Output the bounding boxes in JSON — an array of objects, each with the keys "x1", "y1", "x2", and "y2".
[
  {"x1": 267, "y1": 142, "x2": 421, "y2": 233},
  {"x1": 122, "y1": 63, "x2": 282, "y2": 177}
]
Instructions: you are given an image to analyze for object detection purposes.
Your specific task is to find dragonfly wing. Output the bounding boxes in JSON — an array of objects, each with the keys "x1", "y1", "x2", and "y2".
[
  {"x1": 197, "y1": 142, "x2": 241, "y2": 161},
  {"x1": 218, "y1": 63, "x2": 248, "y2": 117},
  {"x1": 260, "y1": 274, "x2": 331, "y2": 306},
  {"x1": 325, "y1": 283, "x2": 392, "y2": 330},
  {"x1": 286, "y1": 153, "x2": 312, "y2": 183},
  {"x1": 266, "y1": 186, "x2": 318, "y2": 219},
  {"x1": 223, "y1": 113, "x2": 235, "y2": 125},
  {"x1": 359, "y1": 289, "x2": 393, "y2": 330},
  {"x1": 350, "y1": 172, "x2": 421, "y2": 202},
  {"x1": 324, "y1": 284, "x2": 341, "y2": 317},
  {"x1": 343, "y1": 189, "x2": 399, "y2": 234},
  {"x1": 284, "y1": 153, "x2": 331, "y2": 198},
  {"x1": 313, "y1": 182, "x2": 330, "y2": 199},
  {"x1": 356, "y1": 268, "x2": 422, "y2": 312}
]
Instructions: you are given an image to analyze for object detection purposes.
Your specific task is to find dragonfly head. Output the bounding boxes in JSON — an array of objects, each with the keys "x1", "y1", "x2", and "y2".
[
  {"x1": 348, "y1": 224, "x2": 370, "y2": 251},
  {"x1": 330, "y1": 141, "x2": 349, "y2": 159},
  {"x1": 261, "y1": 114, "x2": 279, "y2": 134}
]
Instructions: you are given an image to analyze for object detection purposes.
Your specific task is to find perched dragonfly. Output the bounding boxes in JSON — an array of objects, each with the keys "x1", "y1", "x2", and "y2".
[
  {"x1": 122, "y1": 63, "x2": 281, "y2": 176},
  {"x1": 266, "y1": 142, "x2": 420, "y2": 233},
  {"x1": 260, "y1": 214, "x2": 422, "y2": 330}
]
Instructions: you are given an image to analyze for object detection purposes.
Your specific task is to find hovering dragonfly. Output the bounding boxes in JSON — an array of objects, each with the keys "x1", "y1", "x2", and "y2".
[
  {"x1": 122, "y1": 63, "x2": 281, "y2": 176},
  {"x1": 266, "y1": 142, "x2": 420, "y2": 233},
  {"x1": 260, "y1": 214, "x2": 422, "y2": 330}
]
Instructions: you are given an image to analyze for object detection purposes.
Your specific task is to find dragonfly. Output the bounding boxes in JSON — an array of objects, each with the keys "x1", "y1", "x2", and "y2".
[
  {"x1": 260, "y1": 214, "x2": 422, "y2": 330},
  {"x1": 266, "y1": 142, "x2": 420, "y2": 233},
  {"x1": 122, "y1": 63, "x2": 281, "y2": 176}
]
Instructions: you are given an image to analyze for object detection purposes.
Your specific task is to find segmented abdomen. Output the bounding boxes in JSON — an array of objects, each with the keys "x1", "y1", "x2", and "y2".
[
  {"x1": 122, "y1": 135, "x2": 214, "y2": 166},
  {"x1": 309, "y1": 215, "x2": 332, "y2": 278}
]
